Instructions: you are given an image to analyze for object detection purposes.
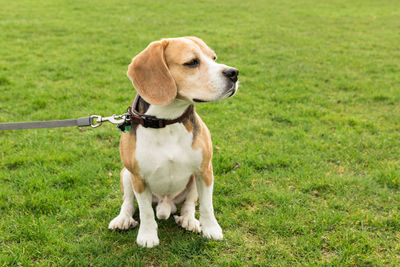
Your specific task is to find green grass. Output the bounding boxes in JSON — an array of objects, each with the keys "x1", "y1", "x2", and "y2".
[{"x1": 1, "y1": 0, "x2": 400, "y2": 265}]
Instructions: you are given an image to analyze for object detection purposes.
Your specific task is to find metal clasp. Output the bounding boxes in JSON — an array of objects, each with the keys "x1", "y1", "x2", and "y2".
[
  {"x1": 90, "y1": 114, "x2": 128, "y2": 128},
  {"x1": 102, "y1": 114, "x2": 127, "y2": 124}
]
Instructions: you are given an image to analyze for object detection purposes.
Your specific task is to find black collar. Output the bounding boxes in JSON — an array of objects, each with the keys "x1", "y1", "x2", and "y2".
[{"x1": 125, "y1": 95, "x2": 194, "y2": 129}]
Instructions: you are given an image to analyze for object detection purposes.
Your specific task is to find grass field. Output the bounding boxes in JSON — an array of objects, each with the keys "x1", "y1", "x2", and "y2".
[{"x1": 1, "y1": 0, "x2": 400, "y2": 265}]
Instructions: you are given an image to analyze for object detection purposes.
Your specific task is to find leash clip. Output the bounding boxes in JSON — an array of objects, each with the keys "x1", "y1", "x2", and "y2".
[{"x1": 90, "y1": 114, "x2": 128, "y2": 128}]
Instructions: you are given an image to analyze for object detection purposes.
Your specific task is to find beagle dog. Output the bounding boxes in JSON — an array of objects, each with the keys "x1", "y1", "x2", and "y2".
[{"x1": 108, "y1": 37, "x2": 239, "y2": 248}]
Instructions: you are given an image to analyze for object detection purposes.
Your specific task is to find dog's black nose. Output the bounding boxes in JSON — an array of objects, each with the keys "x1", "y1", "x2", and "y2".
[{"x1": 222, "y1": 68, "x2": 239, "y2": 83}]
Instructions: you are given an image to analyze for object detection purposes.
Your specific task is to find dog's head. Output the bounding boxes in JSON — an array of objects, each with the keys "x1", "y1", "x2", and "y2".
[{"x1": 127, "y1": 37, "x2": 239, "y2": 106}]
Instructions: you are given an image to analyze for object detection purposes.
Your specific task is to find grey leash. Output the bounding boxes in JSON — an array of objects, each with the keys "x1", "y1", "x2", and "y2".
[{"x1": 0, "y1": 114, "x2": 128, "y2": 131}]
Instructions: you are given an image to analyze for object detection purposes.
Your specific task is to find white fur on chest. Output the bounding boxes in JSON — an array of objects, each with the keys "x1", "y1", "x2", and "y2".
[{"x1": 135, "y1": 123, "x2": 202, "y2": 196}]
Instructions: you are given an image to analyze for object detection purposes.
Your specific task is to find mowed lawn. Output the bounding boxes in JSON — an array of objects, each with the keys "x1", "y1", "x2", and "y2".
[{"x1": 1, "y1": 0, "x2": 400, "y2": 265}]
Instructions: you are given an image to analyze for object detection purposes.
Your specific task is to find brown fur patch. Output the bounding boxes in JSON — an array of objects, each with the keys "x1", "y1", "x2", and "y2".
[
  {"x1": 189, "y1": 108, "x2": 200, "y2": 142},
  {"x1": 184, "y1": 120, "x2": 193, "y2": 132},
  {"x1": 191, "y1": 112, "x2": 214, "y2": 187},
  {"x1": 130, "y1": 172, "x2": 146, "y2": 194},
  {"x1": 120, "y1": 168, "x2": 125, "y2": 194},
  {"x1": 119, "y1": 128, "x2": 146, "y2": 193},
  {"x1": 183, "y1": 106, "x2": 200, "y2": 140}
]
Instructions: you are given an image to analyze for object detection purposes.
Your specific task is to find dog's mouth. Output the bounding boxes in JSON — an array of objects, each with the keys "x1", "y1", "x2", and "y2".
[
  {"x1": 224, "y1": 82, "x2": 238, "y2": 98},
  {"x1": 226, "y1": 87, "x2": 236, "y2": 98},
  {"x1": 193, "y1": 98, "x2": 209, "y2": 103}
]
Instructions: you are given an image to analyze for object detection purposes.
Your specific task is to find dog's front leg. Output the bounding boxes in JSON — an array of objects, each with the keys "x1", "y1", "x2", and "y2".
[
  {"x1": 134, "y1": 187, "x2": 159, "y2": 248},
  {"x1": 108, "y1": 169, "x2": 138, "y2": 230},
  {"x1": 196, "y1": 163, "x2": 223, "y2": 240}
]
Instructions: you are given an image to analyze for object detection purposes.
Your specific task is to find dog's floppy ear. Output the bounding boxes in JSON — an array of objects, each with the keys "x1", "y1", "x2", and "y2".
[{"x1": 127, "y1": 40, "x2": 177, "y2": 106}]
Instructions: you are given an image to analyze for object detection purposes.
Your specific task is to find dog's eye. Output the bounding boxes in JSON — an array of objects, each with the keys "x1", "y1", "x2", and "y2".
[
  {"x1": 213, "y1": 56, "x2": 217, "y2": 61},
  {"x1": 183, "y1": 58, "x2": 200, "y2": 68}
]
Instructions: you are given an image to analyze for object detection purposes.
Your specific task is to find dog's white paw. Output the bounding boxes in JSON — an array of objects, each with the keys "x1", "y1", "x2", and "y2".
[
  {"x1": 137, "y1": 226, "x2": 159, "y2": 248},
  {"x1": 174, "y1": 215, "x2": 201, "y2": 233},
  {"x1": 108, "y1": 214, "x2": 138, "y2": 230},
  {"x1": 200, "y1": 219, "x2": 223, "y2": 240}
]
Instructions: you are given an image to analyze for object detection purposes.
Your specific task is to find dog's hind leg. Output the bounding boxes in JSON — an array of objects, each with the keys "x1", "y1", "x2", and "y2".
[
  {"x1": 108, "y1": 168, "x2": 138, "y2": 230},
  {"x1": 174, "y1": 175, "x2": 201, "y2": 233}
]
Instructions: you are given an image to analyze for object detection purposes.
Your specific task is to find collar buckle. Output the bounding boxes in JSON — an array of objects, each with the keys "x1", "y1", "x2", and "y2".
[{"x1": 142, "y1": 116, "x2": 165, "y2": 128}]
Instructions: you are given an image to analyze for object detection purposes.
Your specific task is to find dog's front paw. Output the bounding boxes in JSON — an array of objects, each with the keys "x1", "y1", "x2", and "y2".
[
  {"x1": 174, "y1": 215, "x2": 201, "y2": 233},
  {"x1": 137, "y1": 226, "x2": 159, "y2": 248},
  {"x1": 200, "y1": 219, "x2": 223, "y2": 240},
  {"x1": 108, "y1": 214, "x2": 138, "y2": 230}
]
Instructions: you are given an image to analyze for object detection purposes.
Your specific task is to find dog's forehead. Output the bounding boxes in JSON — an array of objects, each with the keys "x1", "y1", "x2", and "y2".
[
  {"x1": 183, "y1": 37, "x2": 216, "y2": 58},
  {"x1": 165, "y1": 37, "x2": 216, "y2": 61}
]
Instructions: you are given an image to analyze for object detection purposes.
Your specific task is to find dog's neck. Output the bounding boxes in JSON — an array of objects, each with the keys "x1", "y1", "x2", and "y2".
[{"x1": 145, "y1": 99, "x2": 192, "y2": 120}]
